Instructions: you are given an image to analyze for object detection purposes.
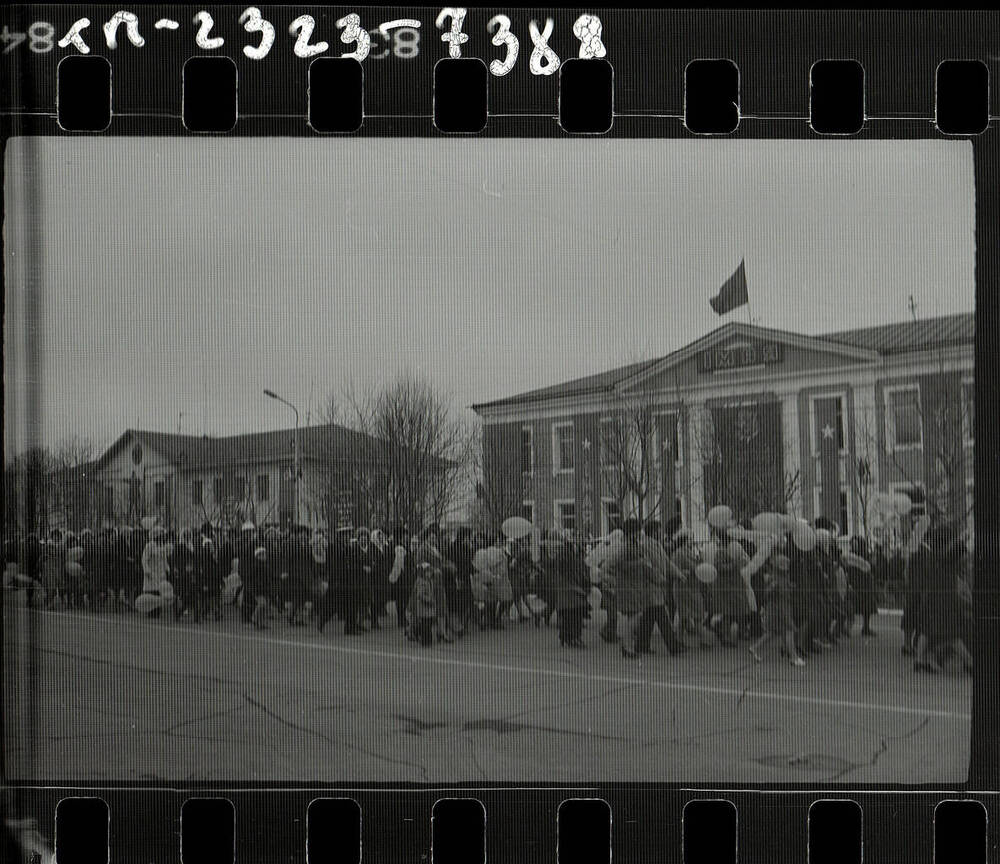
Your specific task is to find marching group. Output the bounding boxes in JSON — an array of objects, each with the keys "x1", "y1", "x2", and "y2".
[{"x1": 3, "y1": 509, "x2": 974, "y2": 674}]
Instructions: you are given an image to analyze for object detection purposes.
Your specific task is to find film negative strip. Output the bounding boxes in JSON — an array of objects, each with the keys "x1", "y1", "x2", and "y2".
[{"x1": 1, "y1": 5, "x2": 998, "y2": 864}]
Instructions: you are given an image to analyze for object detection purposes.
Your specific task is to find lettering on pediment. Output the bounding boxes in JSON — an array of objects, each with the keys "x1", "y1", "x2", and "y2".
[{"x1": 697, "y1": 340, "x2": 784, "y2": 374}]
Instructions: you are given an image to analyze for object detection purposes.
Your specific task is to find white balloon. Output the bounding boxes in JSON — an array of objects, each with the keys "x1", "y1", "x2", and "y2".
[{"x1": 708, "y1": 505, "x2": 733, "y2": 530}]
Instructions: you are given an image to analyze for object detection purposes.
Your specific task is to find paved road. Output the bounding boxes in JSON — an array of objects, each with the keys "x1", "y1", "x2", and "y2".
[{"x1": 3, "y1": 591, "x2": 970, "y2": 784}]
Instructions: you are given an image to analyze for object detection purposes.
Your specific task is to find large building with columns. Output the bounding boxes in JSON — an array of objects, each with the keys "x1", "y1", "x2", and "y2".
[{"x1": 472, "y1": 313, "x2": 974, "y2": 542}]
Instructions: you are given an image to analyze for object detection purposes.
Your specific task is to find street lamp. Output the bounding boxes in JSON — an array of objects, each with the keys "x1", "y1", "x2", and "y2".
[{"x1": 264, "y1": 389, "x2": 300, "y2": 527}]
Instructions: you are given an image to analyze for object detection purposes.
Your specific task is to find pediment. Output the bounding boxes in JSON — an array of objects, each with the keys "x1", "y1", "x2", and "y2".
[{"x1": 617, "y1": 323, "x2": 880, "y2": 394}]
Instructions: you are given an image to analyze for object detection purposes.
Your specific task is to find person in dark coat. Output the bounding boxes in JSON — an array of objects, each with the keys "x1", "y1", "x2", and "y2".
[
  {"x1": 414, "y1": 524, "x2": 455, "y2": 642},
  {"x1": 170, "y1": 529, "x2": 199, "y2": 621},
  {"x1": 707, "y1": 547, "x2": 751, "y2": 648},
  {"x1": 607, "y1": 519, "x2": 655, "y2": 659},
  {"x1": 635, "y1": 527, "x2": 686, "y2": 656},
  {"x1": 748, "y1": 553, "x2": 805, "y2": 666},
  {"x1": 18, "y1": 532, "x2": 43, "y2": 607},
  {"x1": 914, "y1": 527, "x2": 973, "y2": 673},
  {"x1": 407, "y1": 563, "x2": 437, "y2": 646},
  {"x1": 197, "y1": 529, "x2": 224, "y2": 621},
  {"x1": 449, "y1": 528, "x2": 476, "y2": 635},
  {"x1": 244, "y1": 545, "x2": 272, "y2": 629},
  {"x1": 316, "y1": 528, "x2": 348, "y2": 634},
  {"x1": 343, "y1": 528, "x2": 376, "y2": 635},
  {"x1": 843, "y1": 536, "x2": 877, "y2": 636},
  {"x1": 549, "y1": 533, "x2": 590, "y2": 647}
]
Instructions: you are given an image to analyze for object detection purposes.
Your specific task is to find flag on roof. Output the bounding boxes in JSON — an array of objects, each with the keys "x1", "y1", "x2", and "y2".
[{"x1": 709, "y1": 260, "x2": 749, "y2": 316}]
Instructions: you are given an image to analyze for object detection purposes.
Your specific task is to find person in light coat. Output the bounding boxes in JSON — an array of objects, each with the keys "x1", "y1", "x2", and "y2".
[{"x1": 141, "y1": 527, "x2": 172, "y2": 617}]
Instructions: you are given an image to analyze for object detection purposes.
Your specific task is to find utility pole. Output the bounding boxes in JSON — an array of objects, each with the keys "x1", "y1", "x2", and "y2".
[
  {"x1": 264, "y1": 389, "x2": 300, "y2": 527},
  {"x1": 908, "y1": 295, "x2": 918, "y2": 322}
]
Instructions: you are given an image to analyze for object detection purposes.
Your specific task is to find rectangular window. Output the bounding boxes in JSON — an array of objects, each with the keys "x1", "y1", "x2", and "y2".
[
  {"x1": 660, "y1": 413, "x2": 682, "y2": 466},
  {"x1": 886, "y1": 386, "x2": 922, "y2": 448},
  {"x1": 599, "y1": 419, "x2": 617, "y2": 468},
  {"x1": 104, "y1": 485, "x2": 114, "y2": 515},
  {"x1": 603, "y1": 500, "x2": 621, "y2": 533},
  {"x1": 256, "y1": 474, "x2": 270, "y2": 501},
  {"x1": 154, "y1": 480, "x2": 165, "y2": 507},
  {"x1": 521, "y1": 501, "x2": 534, "y2": 523},
  {"x1": 962, "y1": 380, "x2": 974, "y2": 443},
  {"x1": 192, "y1": 479, "x2": 203, "y2": 506},
  {"x1": 554, "y1": 423, "x2": 574, "y2": 472},
  {"x1": 520, "y1": 426, "x2": 533, "y2": 475},
  {"x1": 555, "y1": 500, "x2": 576, "y2": 532},
  {"x1": 212, "y1": 476, "x2": 223, "y2": 503},
  {"x1": 838, "y1": 490, "x2": 850, "y2": 536}
]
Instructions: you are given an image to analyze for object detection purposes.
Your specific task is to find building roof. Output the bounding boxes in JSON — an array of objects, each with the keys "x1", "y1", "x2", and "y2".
[
  {"x1": 95, "y1": 423, "x2": 389, "y2": 471},
  {"x1": 473, "y1": 312, "x2": 975, "y2": 411},
  {"x1": 819, "y1": 312, "x2": 974, "y2": 355}
]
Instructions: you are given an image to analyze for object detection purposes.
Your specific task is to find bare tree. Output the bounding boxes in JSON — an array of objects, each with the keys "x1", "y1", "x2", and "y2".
[
  {"x1": 50, "y1": 436, "x2": 96, "y2": 529},
  {"x1": 311, "y1": 374, "x2": 466, "y2": 531},
  {"x1": 4, "y1": 446, "x2": 56, "y2": 533},
  {"x1": 599, "y1": 383, "x2": 663, "y2": 523},
  {"x1": 364, "y1": 374, "x2": 465, "y2": 530},
  {"x1": 849, "y1": 406, "x2": 881, "y2": 544},
  {"x1": 882, "y1": 350, "x2": 972, "y2": 529}
]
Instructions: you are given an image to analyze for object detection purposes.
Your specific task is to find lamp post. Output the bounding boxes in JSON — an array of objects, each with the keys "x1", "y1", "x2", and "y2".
[{"x1": 264, "y1": 389, "x2": 300, "y2": 527}]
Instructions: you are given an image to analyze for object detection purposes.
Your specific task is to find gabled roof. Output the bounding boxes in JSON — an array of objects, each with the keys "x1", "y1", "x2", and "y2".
[
  {"x1": 820, "y1": 312, "x2": 974, "y2": 355},
  {"x1": 472, "y1": 313, "x2": 975, "y2": 412},
  {"x1": 95, "y1": 423, "x2": 385, "y2": 471}
]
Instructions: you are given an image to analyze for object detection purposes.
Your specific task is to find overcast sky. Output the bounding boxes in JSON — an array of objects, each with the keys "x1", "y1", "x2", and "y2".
[{"x1": 3, "y1": 137, "x2": 975, "y2": 457}]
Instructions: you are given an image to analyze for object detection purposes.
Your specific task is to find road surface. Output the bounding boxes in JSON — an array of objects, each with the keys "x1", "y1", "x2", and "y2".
[{"x1": 3, "y1": 591, "x2": 970, "y2": 784}]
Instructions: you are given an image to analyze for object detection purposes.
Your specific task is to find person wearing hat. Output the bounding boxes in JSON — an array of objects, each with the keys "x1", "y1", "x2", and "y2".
[
  {"x1": 634, "y1": 521, "x2": 687, "y2": 656},
  {"x1": 843, "y1": 536, "x2": 877, "y2": 637},
  {"x1": 140, "y1": 526, "x2": 172, "y2": 618},
  {"x1": 407, "y1": 559, "x2": 438, "y2": 647},
  {"x1": 414, "y1": 523, "x2": 455, "y2": 643},
  {"x1": 913, "y1": 524, "x2": 973, "y2": 674},
  {"x1": 315, "y1": 527, "x2": 350, "y2": 635},
  {"x1": 706, "y1": 542, "x2": 754, "y2": 649},
  {"x1": 197, "y1": 528, "x2": 224, "y2": 622},
  {"x1": 669, "y1": 530, "x2": 715, "y2": 649},
  {"x1": 546, "y1": 530, "x2": 590, "y2": 647},
  {"x1": 245, "y1": 545, "x2": 272, "y2": 629},
  {"x1": 748, "y1": 553, "x2": 805, "y2": 666},
  {"x1": 388, "y1": 525, "x2": 414, "y2": 630},
  {"x1": 169, "y1": 528, "x2": 198, "y2": 621},
  {"x1": 40, "y1": 529, "x2": 67, "y2": 608},
  {"x1": 340, "y1": 527, "x2": 375, "y2": 635},
  {"x1": 448, "y1": 527, "x2": 476, "y2": 636},
  {"x1": 605, "y1": 518, "x2": 655, "y2": 659}
]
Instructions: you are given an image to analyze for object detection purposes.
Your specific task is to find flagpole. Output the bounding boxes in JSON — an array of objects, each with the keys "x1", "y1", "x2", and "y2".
[{"x1": 744, "y1": 259, "x2": 753, "y2": 329}]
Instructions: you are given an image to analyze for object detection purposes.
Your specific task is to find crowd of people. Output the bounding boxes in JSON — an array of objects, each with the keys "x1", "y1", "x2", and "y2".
[{"x1": 2, "y1": 509, "x2": 974, "y2": 674}]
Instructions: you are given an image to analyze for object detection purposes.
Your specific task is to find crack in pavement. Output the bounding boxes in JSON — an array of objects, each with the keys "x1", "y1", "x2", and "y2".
[
  {"x1": 245, "y1": 695, "x2": 431, "y2": 782},
  {"x1": 162, "y1": 704, "x2": 247, "y2": 738},
  {"x1": 825, "y1": 715, "x2": 934, "y2": 781},
  {"x1": 41, "y1": 647, "x2": 237, "y2": 688}
]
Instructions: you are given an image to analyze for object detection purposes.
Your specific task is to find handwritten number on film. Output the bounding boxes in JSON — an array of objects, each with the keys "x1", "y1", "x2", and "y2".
[
  {"x1": 487, "y1": 15, "x2": 518, "y2": 76},
  {"x1": 13, "y1": 10, "x2": 604, "y2": 66}
]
